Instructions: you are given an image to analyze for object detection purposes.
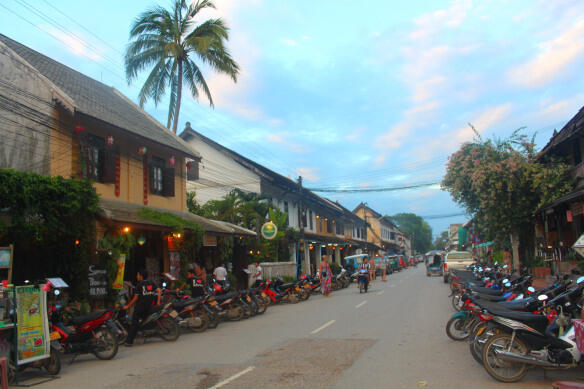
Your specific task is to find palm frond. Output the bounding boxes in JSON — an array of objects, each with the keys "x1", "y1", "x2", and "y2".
[{"x1": 166, "y1": 62, "x2": 179, "y2": 128}]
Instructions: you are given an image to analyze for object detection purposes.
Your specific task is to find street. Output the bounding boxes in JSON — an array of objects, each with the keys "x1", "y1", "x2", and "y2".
[{"x1": 16, "y1": 266, "x2": 584, "y2": 388}]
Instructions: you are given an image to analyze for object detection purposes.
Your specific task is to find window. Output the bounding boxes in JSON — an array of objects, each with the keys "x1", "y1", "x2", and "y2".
[
  {"x1": 390, "y1": 232, "x2": 396, "y2": 240},
  {"x1": 327, "y1": 219, "x2": 332, "y2": 233},
  {"x1": 309, "y1": 210, "x2": 313, "y2": 230},
  {"x1": 284, "y1": 201, "x2": 289, "y2": 226},
  {"x1": 150, "y1": 156, "x2": 175, "y2": 197},
  {"x1": 335, "y1": 222, "x2": 344, "y2": 235},
  {"x1": 81, "y1": 134, "x2": 116, "y2": 183},
  {"x1": 186, "y1": 160, "x2": 199, "y2": 181}
]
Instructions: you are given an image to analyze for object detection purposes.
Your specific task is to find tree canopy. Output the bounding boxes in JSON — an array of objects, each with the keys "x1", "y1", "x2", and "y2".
[
  {"x1": 125, "y1": 0, "x2": 239, "y2": 133},
  {"x1": 386, "y1": 213, "x2": 432, "y2": 254},
  {"x1": 441, "y1": 127, "x2": 573, "y2": 245}
]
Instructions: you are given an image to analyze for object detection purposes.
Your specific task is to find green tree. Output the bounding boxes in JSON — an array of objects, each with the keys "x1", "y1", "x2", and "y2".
[
  {"x1": 433, "y1": 231, "x2": 449, "y2": 250},
  {"x1": 442, "y1": 127, "x2": 573, "y2": 269},
  {"x1": 387, "y1": 213, "x2": 432, "y2": 254},
  {"x1": 125, "y1": 0, "x2": 239, "y2": 133}
]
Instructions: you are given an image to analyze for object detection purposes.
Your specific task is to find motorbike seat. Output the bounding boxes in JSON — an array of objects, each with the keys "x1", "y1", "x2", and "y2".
[
  {"x1": 471, "y1": 293, "x2": 507, "y2": 302},
  {"x1": 496, "y1": 298, "x2": 537, "y2": 311},
  {"x1": 469, "y1": 286, "x2": 504, "y2": 296},
  {"x1": 70, "y1": 311, "x2": 107, "y2": 326},
  {"x1": 214, "y1": 292, "x2": 238, "y2": 301},
  {"x1": 489, "y1": 306, "x2": 549, "y2": 327},
  {"x1": 280, "y1": 283, "x2": 295, "y2": 289}
]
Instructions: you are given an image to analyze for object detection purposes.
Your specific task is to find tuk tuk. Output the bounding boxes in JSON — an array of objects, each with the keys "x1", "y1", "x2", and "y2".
[
  {"x1": 425, "y1": 250, "x2": 444, "y2": 277},
  {"x1": 343, "y1": 254, "x2": 369, "y2": 273},
  {"x1": 374, "y1": 256, "x2": 389, "y2": 275},
  {"x1": 387, "y1": 255, "x2": 400, "y2": 272}
]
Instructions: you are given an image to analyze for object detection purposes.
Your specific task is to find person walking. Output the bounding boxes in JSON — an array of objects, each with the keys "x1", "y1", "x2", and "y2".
[
  {"x1": 381, "y1": 258, "x2": 387, "y2": 282},
  {"x1": 122, "y1": 269, "x2": 160, "y2": 346},
  {"x1": 319, "y1": 255, "x2": 332, "y2": 297},
  {"x1": 369, "y1": 257, "x2": 376, "y2": 282}
]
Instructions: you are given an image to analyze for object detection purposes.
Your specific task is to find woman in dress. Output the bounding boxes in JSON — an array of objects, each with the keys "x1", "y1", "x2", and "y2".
[{"x1": 319, "y1": 255, "x2": 332, "y2": 297}]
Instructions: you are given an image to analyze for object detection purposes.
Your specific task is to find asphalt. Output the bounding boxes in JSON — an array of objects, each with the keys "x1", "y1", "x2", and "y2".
[{"x1": 12, "y1": 266, "x2": 584, "y2": 388}]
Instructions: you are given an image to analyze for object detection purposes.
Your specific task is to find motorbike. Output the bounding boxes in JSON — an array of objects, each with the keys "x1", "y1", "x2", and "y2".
[
  {"x1": 167, "y1": 292, "x2": 209, "y2": 333},
  {"x1": 204, "y1": 292, "x2": 244, "y2": 324},
  {"x1": 114, "y1": 291, "x2": 179, "y2": 343},
  {"x1": 357, "y1": 271, "x2": 369, "y2": 293},
  {"x1": 49, "y1": 303, "x2": 118, "y2": 361}
]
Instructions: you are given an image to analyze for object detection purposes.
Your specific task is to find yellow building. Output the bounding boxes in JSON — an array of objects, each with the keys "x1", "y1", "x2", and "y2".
[{"x1": 353, "y1": 203, "x2": 404, "y2": 255}]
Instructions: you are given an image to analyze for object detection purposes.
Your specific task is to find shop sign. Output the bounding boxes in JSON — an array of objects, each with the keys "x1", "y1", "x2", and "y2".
[
  {"x1": 261, "y1": 221, "x2": 278, "y2": 240},
  {"x1": 203, "y1": 235, "x2": 217, "y2": 247},
  {"x1": 88, "y1": 265, "x2": 107, "y2": 298},
  {"x1": 573, "y1": 234, "x2": 584, "y2": 258},
  {"x1": 16, "y1": 286, "x2": 49, "y2": 365}
]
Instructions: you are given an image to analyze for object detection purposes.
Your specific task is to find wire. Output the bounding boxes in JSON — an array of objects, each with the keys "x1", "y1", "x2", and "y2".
[{"x1": 308, "y1": 182, "x2": 441, "y2": 193}]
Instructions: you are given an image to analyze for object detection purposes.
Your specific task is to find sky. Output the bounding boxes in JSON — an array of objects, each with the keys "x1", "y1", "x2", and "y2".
[{"x1": 2, "y1": 0, "x2": 584, "y2": 238}]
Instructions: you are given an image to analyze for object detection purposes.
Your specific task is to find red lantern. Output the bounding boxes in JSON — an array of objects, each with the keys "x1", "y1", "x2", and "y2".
[
  {"x1": 186, "y1": 161, "x2": 193, "y2": 170},
  {"x1": 567, "y1": 210, "x2": 573, "y2": 222},
  {"x1": 107, "y1": 135, "x2": 114, "y2": 146},
  {"x1": 74, "y1": 125, "x2": 85, "y2": 134},
  {"x1": 169, "y1": 156, "x2": 175, "y2": 167},
  {"x1": 138, "y1": 146, "x2": 147, "y2": 155}
]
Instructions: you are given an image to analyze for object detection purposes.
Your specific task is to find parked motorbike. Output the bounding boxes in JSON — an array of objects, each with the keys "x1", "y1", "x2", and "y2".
[{"x1": 49, "y1": 303, "x2": 118, "y2": 360}]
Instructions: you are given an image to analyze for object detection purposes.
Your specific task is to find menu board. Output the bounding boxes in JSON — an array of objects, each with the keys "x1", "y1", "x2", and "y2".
[{"x1": 16, "y1": 286, "x2": 49, "y2": 365}]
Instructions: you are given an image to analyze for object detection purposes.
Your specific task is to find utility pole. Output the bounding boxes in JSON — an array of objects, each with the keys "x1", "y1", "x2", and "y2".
[{"x1": 297, "y1": 176, "x2": 304, "y2": 278}]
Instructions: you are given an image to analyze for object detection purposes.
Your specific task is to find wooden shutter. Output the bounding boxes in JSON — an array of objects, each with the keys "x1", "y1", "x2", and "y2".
[
  {"x1": 100, "y1": 149, "x2": 117, "y2": 183},
  {"x1": 148, "y1": 162, "x2": 155, "y2": 193},
  {"x1": 162, "y1": 167, "x2": 175, "y2": 197},
  {"x1": 187, "y1": 161, "x2": 199, "y2": 181}
]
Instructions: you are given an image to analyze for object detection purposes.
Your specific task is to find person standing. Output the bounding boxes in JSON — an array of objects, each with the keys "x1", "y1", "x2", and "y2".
[
  {"x1": 193, "y1": 263, "x2": 207, "y2": 285},
  {"x1": 381, "y1": 258, "x2": 387, "y2": 282},
  {"x1": 369, "y1": 258, "x2": 376, "y2": 282},
  {"x1": 319, "y1": 255, "x2": 332, "y2": 297},
  {"x1": 122, "y1": 269, "x2": 160, "y2": 346},
  {"x1": 252, "y1": 262, "x2": 263, "y2": 287},
  {"x1": 213, "y1": 263, "x2": 228, "y2": 286}
]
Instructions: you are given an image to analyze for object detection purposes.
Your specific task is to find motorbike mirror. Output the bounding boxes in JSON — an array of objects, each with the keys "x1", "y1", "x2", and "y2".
[
  {"x1": 503, "y1": 264, "x2": 508, "y2": 269},
  {"x1": 502, "y1": 278, "x2": 509, "y2": 283},
  {"x1": 504, "y1": 282, "x2": 511, "y2": 288},
  {"x1": 162, "y1": 282, "x2": 167, "y2": 288},
  {"x1": 527, "y1": 286, "x2": 536, "y2": 294},
  {"x1": 494, "y1": 261, "x2": 499, "y2": 265},
  {"x1": 577, "y1": 276, "x2": 584, "y2": 284},
  {"x1": 478, "y1": 267, "x2": 483, "y2": 272},
  {"x1": 538, "y1": 294, "x2": 548, "y2": 301},
  {"x1": 54, "y1": 289, "x2": 60, "y2": 296}
]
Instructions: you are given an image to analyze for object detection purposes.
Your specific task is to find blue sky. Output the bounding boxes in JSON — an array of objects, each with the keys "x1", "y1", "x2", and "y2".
[{"x1": 2, "y1": 0, "x2": 584, "y2": 237}]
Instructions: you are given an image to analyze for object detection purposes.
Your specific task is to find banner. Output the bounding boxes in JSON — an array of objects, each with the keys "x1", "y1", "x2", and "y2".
[
  {"x1": 16, "y1": 286, "x2": 49, "y2": 365},
  {"x1": 112, "y1": 254, "x2": 126, "y2": 290}
]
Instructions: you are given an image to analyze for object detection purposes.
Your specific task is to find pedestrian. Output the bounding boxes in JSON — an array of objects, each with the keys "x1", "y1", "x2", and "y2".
[
  {"x1": 193, "y1": 262, "x2": 206, "y2": 285},
  {"x1": 319, "y1": 255, "x2": 332, "y2": 297},
  {"x1": 213, "y1": 263, "x2": 228, "y2": 287},
  {"x1": 122, "y1": 269, "x2": 160, "y2": 346},
  {"x1": 381, "y1": 258, "x2": 387, "y2": 282},
  {"x1": 369, "y1": 258, "x2": 376, "y2": 282},
  {"x1": 252, "y1": 262, "x2": 263, "y2": 287}
]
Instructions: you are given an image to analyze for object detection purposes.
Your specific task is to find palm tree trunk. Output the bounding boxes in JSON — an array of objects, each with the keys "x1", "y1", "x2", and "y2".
[{"x1": 172, "y1": 59, "x2": 183, "y2": 134}]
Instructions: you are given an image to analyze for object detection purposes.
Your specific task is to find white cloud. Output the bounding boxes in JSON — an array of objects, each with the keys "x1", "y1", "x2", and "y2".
[
  {"x1": 453, "y1": 103, "x2": 513, "y2": 144},
  {"x1": 508, "y1": 19, "x2": 584, "y2": 88},
  {"x1": 295, "y1": 167, "x2": 319, "y2": 182},
  {"x1": 42, "y1": 25, "x2": 104, "y2": 61},
  {"x1": 409, "y1": 0, "x2": 472, "y2": 41}
]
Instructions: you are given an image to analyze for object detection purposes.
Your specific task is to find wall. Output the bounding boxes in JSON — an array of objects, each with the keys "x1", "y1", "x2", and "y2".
[
  {"x1": 247, "y1": 262, "x2": 297, "y2": 286},
  {"x1": 183, "y1": 135, "x2": 261, "y2": 204},
  {"x1": 0, "y1": 43, "x2": 53, "y2": 175}
]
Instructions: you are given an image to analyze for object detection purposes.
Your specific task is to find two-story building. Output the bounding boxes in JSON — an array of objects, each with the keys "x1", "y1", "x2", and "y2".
[
  {"x1": 353, "y1": 203, "x2": 404, "y2": 257},
  {"x1": 179, "y1": 124, "x2": 369, "y2": 275},
  {"x1": 0, "y1": 34, "x2": 254, "y2": 286}
]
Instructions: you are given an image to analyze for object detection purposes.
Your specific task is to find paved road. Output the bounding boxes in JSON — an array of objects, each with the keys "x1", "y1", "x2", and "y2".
[{"x1": 14, "y1": 266, "x2": 584, "y2": 388}]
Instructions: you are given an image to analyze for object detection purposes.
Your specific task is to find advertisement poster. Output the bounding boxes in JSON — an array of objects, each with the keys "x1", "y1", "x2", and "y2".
[
  {"x1": 88, "y1": 265, "x2": 108, "y2": 298},
  {"x1": 169, "y1": 252, "x2": 180, "y2": 280},
  {"x1": 16, "y1": 286, "x2": 49, "y2": 365},
  {"x1": 112, "y1": 254, "x2": 126, "y2": 290}
]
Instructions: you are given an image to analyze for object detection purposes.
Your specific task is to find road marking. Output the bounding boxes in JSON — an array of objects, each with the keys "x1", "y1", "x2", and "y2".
[
  {"x1": 310, "y1": 320, "x2": 336, "y2": 334},
  {"x1": 355, "y1": 300, "x2": 367, "y2": 308},
  {"x1": 209, "y1": 366, "x2": 255, "y2": 389},
  {"x1": 377, "y1": 290, "x2": 385, "y2": 295}
]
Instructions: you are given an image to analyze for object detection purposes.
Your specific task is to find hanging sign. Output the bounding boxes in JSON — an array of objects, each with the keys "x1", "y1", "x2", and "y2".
[
  {"x1": 16, "y1": 286, "x2": 49, "y2": 365},
  {"x1": 261, "y1": 221, "x2": 278, "y2": 240},
  {"x1": 112, "y1": 254, "x2": 126, "y2": 290},
  {"x1": 573, "y1": 234, "x2": 584, "y2": 258}
]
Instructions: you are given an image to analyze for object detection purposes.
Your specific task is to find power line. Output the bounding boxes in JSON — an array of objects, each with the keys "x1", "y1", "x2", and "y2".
[{"x1": 308, "y1": 181, "x2": 441, "y2": 193}]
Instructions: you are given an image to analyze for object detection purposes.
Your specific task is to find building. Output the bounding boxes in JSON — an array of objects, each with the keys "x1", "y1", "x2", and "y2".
[{"x1": 353, "y1": 203, "x2": 404, "y2": 256}]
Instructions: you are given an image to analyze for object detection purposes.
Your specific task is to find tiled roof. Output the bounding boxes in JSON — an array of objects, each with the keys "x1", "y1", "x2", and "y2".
[
  {"x1": 539, "y1": 105, "x2": 584, "y2": 157},
  {"x1": 0, "y1": 34, "x2": 197, "y2": 158}
]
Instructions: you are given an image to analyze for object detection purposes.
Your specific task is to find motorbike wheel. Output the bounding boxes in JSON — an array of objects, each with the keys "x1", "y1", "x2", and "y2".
[
  {"x1": 157, "y1": 317, "x2": 180, "y2": 341},
  {"x1": 287, "y1": 293, "x2": 298, "y2": 304},
  {"x1": 187, "y1": 310, "x2": 209, "y2": 333},
  {"x1": 331, "y1": 279, "x2": 339, "y2": 291},
  {"x1": 255, "y1": 298, "x2": 268, "y2": 314},
  {"x1": 482, "y1": 333, "x2": 528, "y2": 383},
  {"x1": 445, "y1": 317, "x2": 470, "y2": 341},
  {"x1": 359, "y1": 282, "x2": 364, "y2": 293},
  {"x1": 208, "y1": 314, "x2": 220, "y2": 329},
  {"x1": 227, "y1": 304, "x2": 244, "y2": 321},
  {"x1": 43, "y1": 346, "x2": 61, "y2": 375},
  {"x1": 93, "y1": 327, "x2": 119, "y2": 360},
  {"x1": 451, "y1": 294, "x2": 462, "y2": 311},
  {"x1": 299, "y1": 289, "x2": 310, "y2": 301}
]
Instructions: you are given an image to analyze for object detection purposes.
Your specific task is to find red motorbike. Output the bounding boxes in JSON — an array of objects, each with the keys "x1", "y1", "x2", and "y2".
[{"x1": 49, "y1": 304, "x2": 118, "y2": 360}]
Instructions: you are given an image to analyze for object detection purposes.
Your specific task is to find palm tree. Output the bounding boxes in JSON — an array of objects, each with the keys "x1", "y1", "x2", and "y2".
[{"x1": 125, "y1": 0, "x2": 239, "y2": 133}]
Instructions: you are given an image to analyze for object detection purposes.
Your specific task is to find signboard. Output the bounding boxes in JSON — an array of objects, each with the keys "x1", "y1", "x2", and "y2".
[
  {"x1": 0, "y1": 245, "x2": 13, "y2": 283},
  {"x1": 203, "y1": 235, "x2": 217, "y2": 247},
  {"x1": 573, "y1": 234, "x2": 584, "y2": 258},
  {"x1": 15, "y1": 286, "x2": 49, "y2": 365},
  {"x1": 261, "y1": 221, "x2": 278, "y2": 240},
  {"x1": 88, "y1": 265, "x2": 107, "y2": 298},
  {"x1": 169, "y1": 252, "x2": 180, "y2": 279},
  {"x1": 112, "y1": 254, "x2": 126, "y2": 290}
]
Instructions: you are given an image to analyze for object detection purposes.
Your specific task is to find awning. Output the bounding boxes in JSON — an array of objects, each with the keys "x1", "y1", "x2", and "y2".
[{"x1": 98, "y1": 198, "x2": 256, "y2": 237}]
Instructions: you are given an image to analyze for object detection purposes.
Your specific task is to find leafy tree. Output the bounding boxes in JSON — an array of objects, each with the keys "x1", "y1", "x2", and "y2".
[
  {"x1": 387, "y1": 213, "x2": 432, "y2": 254},
  {"x1": 442, "y1": 127, "x2": 573, "y2": 269},
  {"x1": 433, "y1": 231, "x2": 449, "y2": 250},
  {"x1": 125, "y1": 0, "x2": 239, "y2": 133}
]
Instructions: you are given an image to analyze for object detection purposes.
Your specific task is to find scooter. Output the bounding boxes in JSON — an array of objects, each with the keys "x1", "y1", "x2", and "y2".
[{"x1": 357, "y1": 271, "x2": 369, "y2": 293}]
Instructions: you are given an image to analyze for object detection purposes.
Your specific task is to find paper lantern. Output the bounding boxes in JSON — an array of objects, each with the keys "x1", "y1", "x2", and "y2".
[
  {"x1": 169, "y1": 156, "x2": 175, "y2": 167},
  {"x1": 138, "y1": 146, "x2": 147, "y2": 155},
  {"x1": 107, "y1": 135, "x2": 114, "y2": 146},
  {"x1": 74, "y1": 125, "x2": 85, "y2": 134}
]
